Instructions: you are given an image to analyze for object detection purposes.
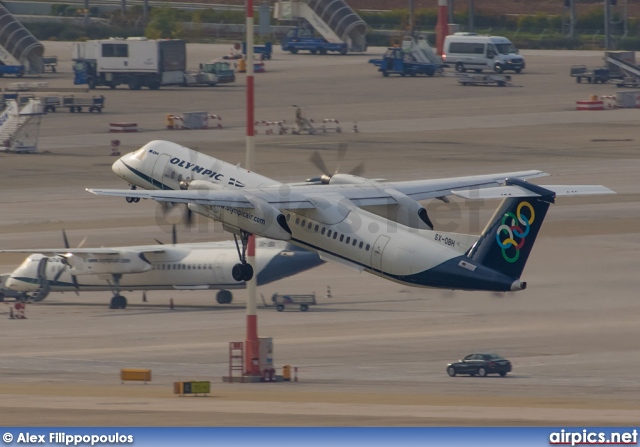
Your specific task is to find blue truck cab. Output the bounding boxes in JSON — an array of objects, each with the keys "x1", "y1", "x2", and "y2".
[
  {"x1": 369, "y1": 47, "x2": 444, "y2": 77},
  {"x1": 0, "y1": 63, "x2": 25, "y2": 78},
  {"x1": 281, "y1": 28, "x2": 347, "y2": 55}
]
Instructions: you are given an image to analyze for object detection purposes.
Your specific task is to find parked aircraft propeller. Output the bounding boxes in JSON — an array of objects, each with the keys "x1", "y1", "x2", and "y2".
[
  {"x1": 60, "y1": 229, "x2": 82, "y2": 294},
  {"x1": 154, "y1": 225, "x2": 178, "y2": 245},
  {"x1": 307, "y1": 143, "x2": 365, "y2": 184}
]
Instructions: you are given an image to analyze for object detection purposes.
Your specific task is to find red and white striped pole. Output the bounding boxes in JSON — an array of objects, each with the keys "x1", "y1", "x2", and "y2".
[
  {"x1": 435, "y1": 0, "x2": 449, "y2": 55},
  {"x1": 244, "y1": 0, "x2": 260, "y2": 377}
]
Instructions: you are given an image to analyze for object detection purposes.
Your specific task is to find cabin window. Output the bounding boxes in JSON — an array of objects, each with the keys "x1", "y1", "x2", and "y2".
[
  {"x1": 365, "y1": 244, "x2": 371, "y2": 251},
  {"x1": 345, "y1": 237, "x2": 350, "y2": 244},
  {"x1": 340, "y1": 234, "x2": 344, "y2": 242},
  {"x1": 333, "y1": 233, "x2": 338, "y2": 240},
  {"x1": 352, "y1": 239, "x2": 357, "y2": 246},
  {"x1": 295, "y1": 217, "x2": 300, "y2": 225},
  {"x1": 327, "y1": 230, "x2": 332, "y2": 237},
  {"x1": 301, "y1": 219, "x2": 306, "y2": 227},
  {"x1": 321, "y1": 227, "x2": 326, "y2": 235}
]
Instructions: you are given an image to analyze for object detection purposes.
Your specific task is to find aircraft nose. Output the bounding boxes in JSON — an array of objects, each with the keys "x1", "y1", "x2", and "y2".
[
  {"x1": 112, "y1": 158, "x2": 127, "y2": 180},
  {"x1": 5, "y1": 274, "x2": 31, "y2": 292}
]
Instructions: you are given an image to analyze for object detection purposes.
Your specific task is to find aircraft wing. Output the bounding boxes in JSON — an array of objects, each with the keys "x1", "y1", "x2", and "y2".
[
  {"x1": 88, "y1": 170, "x2": 549, "y2": 210},
  {"x1": 0, "y1": 248, "x2": 165, "y2": 257}
]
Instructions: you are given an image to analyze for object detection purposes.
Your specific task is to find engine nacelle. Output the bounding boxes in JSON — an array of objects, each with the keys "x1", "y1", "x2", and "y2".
[
  {"x1": 65, "y1": 252, "x2": 152, "y2": 275},
  {"x1": 365, "y1": 189, "x2": 433, "y2": 230},
  {"x1": 185, "y1": 179, "x2": 225, "y2": 191},
  {"x1": 329, "y1": 174, "x2": 376, "y2": 185},
  {"x1": 190, "y1": 196, "x2": 292, "y2": 241}
]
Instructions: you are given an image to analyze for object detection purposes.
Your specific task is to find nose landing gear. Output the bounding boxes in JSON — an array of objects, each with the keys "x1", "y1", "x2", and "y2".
[{"x1": 125, "y1": 185, "x2": 140, "y2": 203}]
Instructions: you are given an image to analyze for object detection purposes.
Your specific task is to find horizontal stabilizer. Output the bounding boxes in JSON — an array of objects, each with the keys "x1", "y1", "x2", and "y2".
[{"x1": 452, "y1": 184, "x2": 615, "y2": 200}]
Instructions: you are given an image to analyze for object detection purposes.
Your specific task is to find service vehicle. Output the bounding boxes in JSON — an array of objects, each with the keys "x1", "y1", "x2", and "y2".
[
  {"x1": 199, "y1": 61, "x2": 236, "y2": 84},
  {"x1": 0, "y1": 63, "x2": 25, "y2": 78},
  {"x1": 42, "y1": 95, "x2": 105, "y2": 113},
  {"x1": 271, "y1": 293, "x2": 316, "y2": 312},
  {"x1": 369, "y1": 47, "x2": 443, "y2": 77},
  {"x1": 446, "y1": 353, "x2": 512, "y2": 377},
  {"x1": 242, "y1": 41, "x2": 272, "y2": 60},
  {"x1": 570, "y1": 65, "x2": 615, "y2": 84},
  {"x1": 72, "y1": 37, "x2": 187, "y2": 90},
  {"x1": 443, "y1": 34, "x2": 525, "y2": 74},
  {"x1": 458, "y1": 73, "x2": 513, "y2": 87},
  {"x1": 281, "y1": 27, "x2": 347, "y2": 55}
]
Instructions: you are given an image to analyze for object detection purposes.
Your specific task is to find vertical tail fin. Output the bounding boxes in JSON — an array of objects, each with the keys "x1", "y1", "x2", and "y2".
[{"x1": 467, "y1": 179, "x2": 556, "y2": 279}]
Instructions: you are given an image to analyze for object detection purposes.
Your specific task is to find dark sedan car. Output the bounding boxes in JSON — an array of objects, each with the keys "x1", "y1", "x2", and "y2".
[{"x1": 446, "y1": 353, "x2": 512, "y2": 377}]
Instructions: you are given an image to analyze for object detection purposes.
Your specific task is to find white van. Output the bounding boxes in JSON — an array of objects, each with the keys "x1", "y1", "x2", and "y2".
[{"x1": 443, "y1": 34, "x2": 525, "y2": 74}]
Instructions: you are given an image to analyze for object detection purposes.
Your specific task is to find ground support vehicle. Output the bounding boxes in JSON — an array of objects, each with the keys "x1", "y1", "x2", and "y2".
[
  {"x1": 446, "y1": 353, "x2": 512, "y2": 377},
  {"x1": 271, "y1": 293, "x2": 316, "y2": 312},
  {"x1": 72, "y1": 38, "x2": 187, "y2": 90},
  {"x1": 458, "y1": 73, "x2": 514, "y2": 87},
  {"x1": 199, "y1": 62, "x2": 236, "y2": 84},
  {"x1": 370, "y1": 48, "x2": 444, "y2": 77},
  {"x1": 281, "y1": 28, "x2": 347, "y2": 55},
  {"x1": 42, "y1": 56, "x2": 58, "y2": 73},
  {"x1": 444, "y1": 34, "x2": 524, "y2": 74},
  {"x1": 570, "y1": 65, "x2": 615, "y2": 84},
  {"x1": 242, "y1": 41, "x2": 272, "y2": 60},
  {"x1": 0, "y1": 64, "x2": 24, "y2": 78},
  {"x1": 43, "y1": 95, "x2": 105, "y2": 113}
]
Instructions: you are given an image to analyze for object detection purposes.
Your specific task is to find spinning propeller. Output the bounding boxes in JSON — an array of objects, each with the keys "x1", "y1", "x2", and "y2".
[{"x1": 307, "y1": 143, "x2": 365, "y2": 184}]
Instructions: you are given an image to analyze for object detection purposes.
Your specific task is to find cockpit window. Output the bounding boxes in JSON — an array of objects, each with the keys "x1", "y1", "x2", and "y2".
[{"x1": 133, "y1": 148, "x2": 147, "y2": 161}]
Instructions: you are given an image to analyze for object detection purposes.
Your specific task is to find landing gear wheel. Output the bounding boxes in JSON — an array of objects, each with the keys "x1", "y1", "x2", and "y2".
[
  {"x1": 110, "y1": 295, "x2": 127, "y2": 309},
  {"x1": 216, "y1": 290, "x2": 233, "y2": 304},
  {"x1": 242, "y1": 264, "x2": 254, "y2": 281},
  {"x1": 232, "y1": 263, "x2": 245, "y2": 282}
]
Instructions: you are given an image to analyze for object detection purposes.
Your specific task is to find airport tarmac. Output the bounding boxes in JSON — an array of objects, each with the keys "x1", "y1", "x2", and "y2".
[{"x1": 1, "y1": 43, "x2": 640, "y2": 426}]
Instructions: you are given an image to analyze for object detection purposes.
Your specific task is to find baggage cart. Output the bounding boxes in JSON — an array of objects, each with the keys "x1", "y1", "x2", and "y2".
[{"x1": 271, "y1": 293, "x2": 316, "y2": 312}]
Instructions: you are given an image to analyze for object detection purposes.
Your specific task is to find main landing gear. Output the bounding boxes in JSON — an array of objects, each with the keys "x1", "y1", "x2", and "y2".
[
  {"x1": 108, "y1": 274, "x2": 127, "y2": 309},
  {"x1": 126, "y1": 185, "x2": 140, "y2": 203},
  {"x1": 232, "y1": 231, "x2": 254, "y2": 282}
]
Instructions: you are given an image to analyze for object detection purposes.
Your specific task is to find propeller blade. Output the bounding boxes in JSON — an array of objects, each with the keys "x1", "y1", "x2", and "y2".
[
  {"x1": 309, "y1": 151, "x2": 331, "y2": 177},
  {"x1": 348, "y1": 161, "x2": 366, "y2": 177},
  {"x1": 154, "y1": 239, "x2": 164, "y2": 245},
  {"x1": 183, "y1": 206, "x2": 193, "y2": 228},
  {"x1": 172, "y1": 224, "x2": 177, "y2": 244},
  {"x1": 335, "y1": 142, "x2": 348, "y2": 174},
  {"x1": 71, "y1": 274, "x2": 79, "y2": 295},
  {"x1": 76, "y1": 236, "x2": 88, "y2": 249},
  {"x1": 62, "y1": 230, "x2": 70, "y2": 249}
]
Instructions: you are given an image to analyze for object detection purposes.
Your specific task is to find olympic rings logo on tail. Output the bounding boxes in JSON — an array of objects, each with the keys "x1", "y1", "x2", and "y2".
[{"x1": 495, "y1": 201, "x2": 535, "y2": 263}]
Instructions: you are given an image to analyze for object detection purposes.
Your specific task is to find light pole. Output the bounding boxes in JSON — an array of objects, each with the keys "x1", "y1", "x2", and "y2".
[
  {"x1": 468, "y1": 0, "x2": 474, "y2": 32},
  {"x1": 604, "y1": 0, "x2": 611, "y2": 50}
]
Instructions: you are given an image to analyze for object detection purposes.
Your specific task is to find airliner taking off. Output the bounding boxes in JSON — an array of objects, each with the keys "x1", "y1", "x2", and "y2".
[
  {"x1": 3, "y1": 238, "x2": 323, "y2": 309},
  {"x1": 88, "y1": 140, "x2": 613, "y2": 293}
]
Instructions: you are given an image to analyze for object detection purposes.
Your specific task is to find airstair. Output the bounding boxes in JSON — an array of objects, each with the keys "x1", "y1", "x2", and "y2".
[
  {"x1": 0, "y1": 98, "x2": 44, "y2": 153},
  {"x1": 402, "y1": 35, "x2": 443, "y2": 64},
  {"x1": 0, "y1": 3, "x2": 45, "y2": 73},
  {"x1": 275, "y1": 0, "x2": 367, "y2": 52}
]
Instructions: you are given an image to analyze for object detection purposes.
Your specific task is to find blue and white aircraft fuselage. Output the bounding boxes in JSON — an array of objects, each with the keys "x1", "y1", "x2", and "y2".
[{"x1": 89, "y1": 140, "x2": 613, "y2": 293}]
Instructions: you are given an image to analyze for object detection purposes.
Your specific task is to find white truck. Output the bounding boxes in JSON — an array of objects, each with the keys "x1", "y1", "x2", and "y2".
[{"x1": 72, "y1": 37, "x2": 210, "y2": 90}]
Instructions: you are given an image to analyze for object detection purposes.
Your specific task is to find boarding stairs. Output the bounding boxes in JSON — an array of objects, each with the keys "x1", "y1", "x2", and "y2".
[
  {"x1": 0, "y1": 98, "x2": 44, "y2": 152},
  {"x1": 275, "y1": 0, "x2": 367, "y2": 52},
  {"x1": 0, "y1": 3, "x2": 45, "y2": 73},
  {"x1": 402, "y1": 35, "x2": 443, "y2": 65},
  {"x1": 604, "y1": 52, "x2": 640, "y2": 85}
]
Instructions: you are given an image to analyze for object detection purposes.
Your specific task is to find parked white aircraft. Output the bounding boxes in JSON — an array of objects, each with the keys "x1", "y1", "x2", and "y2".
[
  {"x1": 3, "y1": 237, "x2": 323, "y2": 309},
  {"x1": 87, "y1": 140, "x2": 613, "y2": 293}
]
